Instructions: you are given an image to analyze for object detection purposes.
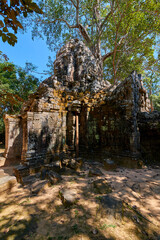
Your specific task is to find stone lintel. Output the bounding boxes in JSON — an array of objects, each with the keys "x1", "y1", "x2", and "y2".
[{"x1": 3, "y1": 114, "x2": 21, "y2": 122}]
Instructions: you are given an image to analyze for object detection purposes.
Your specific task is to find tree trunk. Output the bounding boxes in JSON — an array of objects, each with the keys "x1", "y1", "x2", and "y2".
[{"x1": 93, "y1": 0, "x2": 103, "y2": 80}]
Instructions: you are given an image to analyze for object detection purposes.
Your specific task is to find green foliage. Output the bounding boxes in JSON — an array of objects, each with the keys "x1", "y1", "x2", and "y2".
[
  {"x1": 143, "y1": 69, "x2": 160, "y2": 95},
  {"x1": 0, "y1": 59, "x2": 39, "y2": 135},
  {"x1": 99, "y1": 223, "x2": 116, "y2": 230},
  {"x1": 142, "y1": 57, "x2": 160, "y2": 109},
  {"x1": 29, "y1": 0, "x2": 160, "y2": 82},
  {"x1": 152, "y1": 93, "x2": 160, "y2": 111},
  {"x1": 0, "y1": 0, "x2": 43, "y2": 46},
  {"x1": 102, "y1": 0, "x2": 160, "y2": 82}
]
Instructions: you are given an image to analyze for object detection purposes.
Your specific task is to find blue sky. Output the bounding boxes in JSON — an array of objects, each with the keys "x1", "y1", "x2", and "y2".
[{"x1": 1, "y1": 29, "x2": 56, "y2": 80}]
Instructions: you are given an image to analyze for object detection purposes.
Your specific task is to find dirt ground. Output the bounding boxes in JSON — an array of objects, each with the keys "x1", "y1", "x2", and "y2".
[{"x1": 0, "y1": 159, "x2": 160, "y2": 240}]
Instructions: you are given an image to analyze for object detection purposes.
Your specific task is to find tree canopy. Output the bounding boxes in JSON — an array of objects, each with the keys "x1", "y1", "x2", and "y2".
[
  {"x1": 143, "y1": 57, "x2": 160, "y2": 110},
  {"x1": 0, "y1": 58, "x2": 40, "y2": 134},
  {"x1": 29, "y1": 0, "x2": 160, "y2": 82}
]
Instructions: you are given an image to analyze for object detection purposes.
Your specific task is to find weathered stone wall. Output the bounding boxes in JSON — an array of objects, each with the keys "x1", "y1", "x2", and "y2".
[
  {"x1": 21, "y1": 77, "x2": 64, "y2": 114},
  {"x1": 78, "y1": 72, "x2": 151, "y2": 156},
  {"x1": 21, "y1": 111, "x2": 67, "y2": 165},
  {"x1": 138, "y1": 111, "x2": 160, "y2": 162},
  {"x1": 20, "y1": 76, "x2": 68, "y2": 165},
  {"x1": 3, "y1": 115, "x2": 22, "y2": 165}
]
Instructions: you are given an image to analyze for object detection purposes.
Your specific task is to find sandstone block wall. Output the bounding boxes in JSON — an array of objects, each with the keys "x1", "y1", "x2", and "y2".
[
  {"x1": 3, "y1": 115, "x2": 22, "y2": 164},
  {"x1": 21, "y1": 111, "x2": 67, "y2": 165}
]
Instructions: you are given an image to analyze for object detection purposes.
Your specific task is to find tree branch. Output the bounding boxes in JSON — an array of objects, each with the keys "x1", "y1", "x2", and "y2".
[
  {"x1": 102, "y1": 33, "x2": 128, "y2": 62},
  {"x1": 70, "y1": 0, "x2": 77, "y2": 8},
  {"x1": 71, "y1": 0, "x2": 91, "y2": 45},
  {"x1": 42, "y1": 8, "x2": 91, "y2": 46},
  {"x1": 117, "y1": 33, "x2": 128, "y2": 46},
  {"x1": 102, "y1": 51, "x2": 114, "y2": 61},
  {"x1": 76, "y1": 0, "x2": 79, "y2": 25},
  {"x1": 99, "y1": 10, "x2": 112, "y2": 36},
  {"x1": 43, "y1": 18, "x2": 78, "y2": 29},
  {"x1": 78, "y1": 23, "x2": 92, "y2": 44},
  {"x1": 122, "y1": 30, "x2": 153, "y2": 54}
]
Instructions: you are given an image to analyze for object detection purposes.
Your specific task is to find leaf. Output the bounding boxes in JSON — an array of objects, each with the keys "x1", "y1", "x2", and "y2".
[
  {"x1": 7, "y1": 9, "x2": 17, "y2": 21},
  {"x1": 3, "y1": 54, "x2": 9, "y2": 61},
  {"x1": 23, "y1": 11, "x2": 27, "y2": 17},
  {"x1": 0, "y1": 20, "x2": 4, "y2": 28},
  {"x1": 7, "y1": 33, "x2": 17, "y2": 41},
  {"x1": 29, "y1": 2, "x2": 43, "y2": 14},
  {"x1": 3, "y1": 27, "x2": 8, "y2": 32},
  {"x1": 8, "y1": 40, "x2": 16, "y2": 46},
  {"x1": 2, "y1": 34, "x2": 7, "y2": 42},
  {"x1": 3, "y1": 65, "x2": 14, "y2": 72},
  {"x1": 29, "y1": 2, "x2": 39, "y2": 10},
  {"x1": 15, "y1": 20, "x2": 23, "y2": 29}
]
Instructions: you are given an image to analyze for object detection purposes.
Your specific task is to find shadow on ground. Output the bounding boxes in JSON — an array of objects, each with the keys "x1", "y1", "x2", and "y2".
[{"x1": 0, "y1": 163, "x2": 160, "y2": 240}]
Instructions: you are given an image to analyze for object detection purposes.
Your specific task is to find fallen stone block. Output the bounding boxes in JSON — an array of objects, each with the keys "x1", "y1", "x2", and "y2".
[
  {"x1": 29, "y1": 165, "x2": 41, "y2": 175},
  {"x1": 62, "y1": 158, "x2": 83, "y2": 170},
  {"x1": 14, "y1": 165, "x2": 30, "y2": 184},
  {"x1": 0, "y1": 176, "x2": 17, "y2": 193},
  {"x1": 46, "y1": 170, "x2": 62, "y2": 185},
  {"x1": 43, "y1": 161, "x2": 62, "y2": 173},
  {"x1": 92, "y1": 179, "x2": 112, "y2": 194},
  {"x1": 59, "y1": 188, "x2": 77, "y2": 208},
  {"x1": 88, "y1": 168, "x2": 103, "y2": 177}
]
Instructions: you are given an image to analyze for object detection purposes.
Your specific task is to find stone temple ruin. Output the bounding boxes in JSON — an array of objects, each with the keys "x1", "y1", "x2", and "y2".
[{"x1": 3, "y1": 39, "x2": 160, "y2": 174}]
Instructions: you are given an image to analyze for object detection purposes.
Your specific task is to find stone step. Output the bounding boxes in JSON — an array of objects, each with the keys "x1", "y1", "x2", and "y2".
[
  {"x1": 0, "y1": 175, "x2": 17, "y2": 193},
  {"x1": 0, "y1": 157, "x2": 5, "y2": 167},
  {"x1": 0, "y1": 169, "x2": 7, "y2": 178},
  {"x1": 1, "y1": 166, "x2": 14, "y2": 176}
]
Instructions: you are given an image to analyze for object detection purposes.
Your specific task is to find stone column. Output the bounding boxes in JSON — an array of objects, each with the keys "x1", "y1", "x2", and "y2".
[
  {"x1": 21, "y1": 112, "x2": 34, "y2": 164},
  {"x1": 3, "y1": 114, "x2": 22, "y2": 164},
  {"x1": 61, "y1": 110, "x2": 67, "y2": 152},
  {"x1": 66, "y1": 111, "x2": 75, "y2": 150},
  {"x1": 75, "y1": 114, "x2": 79, "y2": 156},
  {"x1": 21, "y1": 114, "x2": 27, "y2": 163},
  {"x1": 129, "y1": 72, "x2": 141, "y2": 155}
]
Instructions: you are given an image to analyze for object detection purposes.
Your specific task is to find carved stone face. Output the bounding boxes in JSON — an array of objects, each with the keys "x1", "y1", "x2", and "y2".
[{"x1": 53, "y1": 39, "x2": 102, "y2": 91}]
